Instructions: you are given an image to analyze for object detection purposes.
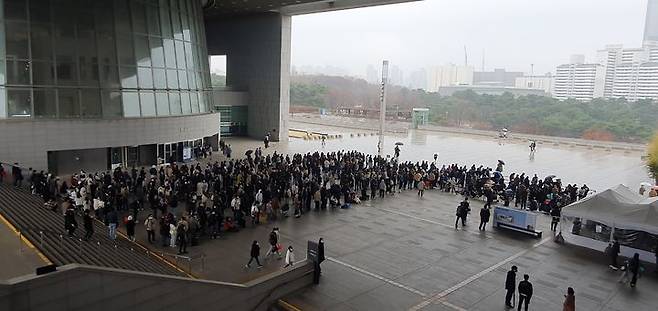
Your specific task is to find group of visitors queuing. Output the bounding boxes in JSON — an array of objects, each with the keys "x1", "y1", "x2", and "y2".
[{"x1": 4, "y1": 145, "x2": 595, "y2": 258}]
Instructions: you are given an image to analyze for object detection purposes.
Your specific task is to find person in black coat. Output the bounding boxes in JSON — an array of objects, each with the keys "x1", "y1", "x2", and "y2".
[
  {"x1": 246, "y1": 240, "x2": 262, "y2": 268},
  {"x1": 505, "y1": 266, "x2": 517, "y2": 308},
  {"x1": 455, "y1": 198, "x2": 470, "y2": 228},
  {"x1": 609, "y1": 240, "x2": 621, "y2": 270},
  {"x1": 64, "y1": 205, "x2": 77, "y2": 237},
  {"x1": 517, "y1": 274, "x2": 533, "y2": 311},
  {"x1": 83, "y1": 210, "x2": 94, "y2": 240},
  {"x1": 479, "y1": 206, "x2": 490, "y2": 231}
]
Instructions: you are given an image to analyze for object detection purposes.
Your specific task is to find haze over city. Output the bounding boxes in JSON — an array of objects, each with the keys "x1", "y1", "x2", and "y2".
[{"x1": 288, "y1": 0, "x2": 649, "y2": 78}]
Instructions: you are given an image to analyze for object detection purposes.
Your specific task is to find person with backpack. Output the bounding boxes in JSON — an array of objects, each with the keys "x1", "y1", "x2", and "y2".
[
  {"x1": 125, "y1": 215, "x2": 136, "y2": 241},
  {"x1": 504, "y1": 266, "x2": 517, "y2": 308},
  {"x1": 455, "y1": 197, "x2": 470, "y2": 228},
  {"x1": 266, "y1": 227, "x2": 282, "y2": 260},
  {"x1": 64, "y1": 205, "x2": 77, "y2": 237},
  {"x1": 144, "y1": 214, "x2": 156, "y2": 243},
  {"x1": 83, "y1": 209, "x2": 94, "y2": 241}
]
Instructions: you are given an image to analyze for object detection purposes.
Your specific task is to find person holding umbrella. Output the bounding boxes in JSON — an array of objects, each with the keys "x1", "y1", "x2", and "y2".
[{"x1": 394, "y1": 142, "x2": 403, "y2": 158}]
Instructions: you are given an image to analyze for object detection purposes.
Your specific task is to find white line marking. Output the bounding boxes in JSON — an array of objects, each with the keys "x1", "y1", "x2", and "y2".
[
  {"x1": 378, "y1": 207, "x2": 490, "y2": 238},
  {"x1": 327, "y1": 257, "x2": 428, "y2": 297},
  {"x1": 408, "y1": 236, "x2": 552, "y2": 311}
]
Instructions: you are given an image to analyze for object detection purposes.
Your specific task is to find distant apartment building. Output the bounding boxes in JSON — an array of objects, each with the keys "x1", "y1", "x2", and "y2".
[
  {"x1": 596, "y1": 44, "x2": 658, "y2": 101},
  {"x1": 473, "y1": 69, "x2": 524, "y2": 87},
  {"x1": 553, "y1": 57, "x2": 605, "y2": 101},
  {"x1": 515, "y1": 74, "x2": 555, "y2": 95},
  {"x1": 644, "y1": 0, "x2": 658, "y2": 45},
  {"x1": 426, "y1": 64, "x2": 473, "y2": 92},
  {"x1": 407, "y1": 69, "x2": 427, "y2": 90}
]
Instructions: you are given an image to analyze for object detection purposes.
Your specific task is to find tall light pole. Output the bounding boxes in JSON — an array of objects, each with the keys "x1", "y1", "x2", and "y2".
[{"x1": 378, "y1": 60, "x2": 389, "y2": 157}]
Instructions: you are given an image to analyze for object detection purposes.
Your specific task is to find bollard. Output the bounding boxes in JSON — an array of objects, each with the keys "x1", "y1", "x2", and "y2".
[
  {"x1": 40, "y1": 231, "x2": 44, "y2": 247},
  {"x1": 188, "y1": 257, "x2": 192, "y2": 274},
  {"x1": 59, "y1": 234, "x2": 63, "y2": 249},
  {"x1": 78, "y1": 239, "x2": 83, "y2": 256}
]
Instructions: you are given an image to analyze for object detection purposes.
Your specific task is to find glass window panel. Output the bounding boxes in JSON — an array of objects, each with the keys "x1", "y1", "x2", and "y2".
[
  {"x1": 4, "y1": 1, "x2": 27, "y2": 21},
  {"x1": 180, "y1": 91, "x2": 191, "y2": 114},
  {"x1": 0, "y1": 88, "x2": 5, "y2": 118},
  {"x1": 147, "y1": 6, "x2": 161, "y2": 36},
  {"x1": 95, "y1": 6, "x2": 114, "y2": 32},
  {"x1": 117, "y1": 36, "x2": 135, "y2": 65},
  {"x1": 56, "y1": 60, "x2": 78, "y2": 86},
  {"x1": 199, "y1": 92, "x2": 208, "y2": 113},
  {"x1": 53, "y1": 8, "x2": 76, "y2": 39},
  {"x1": 81, "y1": 89, "x2": 102, "y2": 117},
  {"x1": 166, "y1": 69, "x2": 178, "y2": 89},
  {"x1": 139, "y1": 92, "x2": 156, "y2": 117},
  {"x1": 169, "y1": 0, "x2": 179, "y2": 11},
  {"x1": 135, "y1": 35, "x2": 151, "y2": 67},
  {"x1": 153, "y1": 68, "x2": 166, "y2": 88},
  {"x1": 171, "y1": 10, "x2": 182, "y2": 40},
  {"x1": 155, "y1": 92, "x2": 169, "y2": 116},
  {"x1": 58, "y1": 89, "x2": 80, "y2": 118},
  {"x1": 77, "y1": 9, "x2": 95, "y2": 33},
  {"x1": 79, "y1": 61, "x2": 99, "y2": 86},
  {"x1": 169, "y1": 92, "x2": 181, "y2": 115},
  {"x1": 34, "y1": 89, "x2": 57, "y2": 118},
  {"x1": 178, "y1": 70, "x2": 188, "y2": 89},
  {"x1": 184, "y1": 42, "x2": 194, "y2": 69},
  {"x1": 77, "y1": 31, "x2": 97, "y2": 60},
  {"x1": 32, "y1": 61, "x2": 55, "y2": 85},
  {"x1": 163, "y1": 39, "x2": 176, "y2": 68},
  {"x1": 175, "y1": 40, "x2": 186, "y2": 69},
  {"x1": 102, "y1": 90, "x2": 122, "y2": 117},
  {"x1": 0, "y1": 61, "x2": 5, "y2": 85},
  {"x1": 150, "y1": 37, "x2": 165, "y2": 67},
  {"x1": 195, "y1": 71, "x2": 203, "y2": 89},
  {"x1": 181, "y1": 12, "x2": 190, "y2": 42},
  {"x1": 122, "y1": 92, "x2": 141, "y2": 117},
  {"x1": 120, "y1": 66, "x2": 138, "y2": 88},
  {"x1": 6, "y1": 60, "x2": 30, "y2": 85},
  {"x1": 97, "y1": 32, "x2": 117, "y2": 65},
  {"x1": 30, "y1": 24, "x2": 53, "y2": 60},
  {"x1": 30, "y1": 0, "x2": 51, "y2": 23},
  {"x1": 188, "y1": 70, "x2": 196, "y2": 89},
  {"x1": 191, "y1": 44, "x2": 200, "y2": 69},
  {"x1": 6, "y1": 21, "x2": 29, "y2": 59},
  {"x1": 7, "y1": 89, "x2": 31, "y2": 117},
  {"x1": 114, "y1": 0, "x2": 132, "y2": 34},
  {"x1": 160, "y1": 7, "x2": 172, "y2": 39},
  {"x1": 100, "y1": 63, "x2": 120, "y2": 88},
  {"x1": 138, "y1": 67, "x2": 153, "y2": 88},
  {"x1": 190, "y1": 91, "x2": 199, "y2": 113},
  {"x1": 131, "y1": 1, "x2": 147, "y2": 34}
]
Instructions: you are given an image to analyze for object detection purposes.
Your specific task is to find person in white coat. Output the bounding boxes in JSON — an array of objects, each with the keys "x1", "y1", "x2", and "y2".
[
  {"x1": 284, "y1": 246, "x2": 295, "y2": 268},
  {"x1": 169, "y1": 223, "x2": 177, "y2": 247}
]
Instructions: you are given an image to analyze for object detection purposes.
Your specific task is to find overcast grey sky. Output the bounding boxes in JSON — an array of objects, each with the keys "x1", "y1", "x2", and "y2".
[{"x1": 290, "y1": 0, "x2": 649, "y2": 77}]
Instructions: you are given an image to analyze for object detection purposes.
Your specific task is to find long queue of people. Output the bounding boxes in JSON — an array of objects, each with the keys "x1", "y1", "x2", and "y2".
[{"x1": 4, "y1": 146, "x2": 591, "y2": 258}]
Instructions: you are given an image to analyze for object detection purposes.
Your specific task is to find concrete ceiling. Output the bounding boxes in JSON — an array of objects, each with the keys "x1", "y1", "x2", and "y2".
[{"x1": 203, "y1": 0, "x2": 419, "y2": 17}]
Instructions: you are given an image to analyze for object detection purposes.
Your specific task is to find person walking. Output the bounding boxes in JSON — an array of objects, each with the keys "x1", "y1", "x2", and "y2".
[
  {"x1": 620, "y1": 253, "x2": 642, "y2": 288},
  {"x1": 144, "y1": 214, "x2": 156, "y2": 243},
  {"x1": 505, "y1": 266, "x2": 517, "y2": 308},
  {"x1": 177, "y1": 218, "x2": 188, "y2": 254},
  {"x1": 126, "y1": 215, "x2": 136, "y2": 241},
  {"x1": 455, "y1": 198, "x2": 470, "y2": 229},
  {"x1": 284, "y1": 245, "x2": 295, "y2": 268},
  {"x1": 479, "y1": 206, "x2": 490, "y2": 231},
  {"x1": 266, "y1": 227, "x2": 282, "y2": 260},
  {"x1": 64, "y1": 206, "x2": 77, "y2": 237},
  {"x1": 608, "y1": 240, "x2": 621, "y2": 270},
  {"x1": 417, "y1": 179, "x2": 425, "y2": 198},
  {"x1": 517, "y1": 274, "x2": 533, "y2": 311},
  {"x1": 246, "y1": 240, "x2": 263, "y2": 268},
  {"x1": 83, "y1": 209, "x2": 94, "y2": 240},
  {"x1": 563, "y1": 287, "x2": 575, "y2": 311},
  {"x1": 550, "y1": 205, "x2": 561, "y2": 232},
  {"x1": 106, "y1": 208, "x2": 118, "y2": 241}
]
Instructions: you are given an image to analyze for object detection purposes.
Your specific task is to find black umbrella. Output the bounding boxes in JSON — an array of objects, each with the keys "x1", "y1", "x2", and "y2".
[
  {"x1": 498, "y1": 160, "x2": 505, "y2": 165},
  {"x1": 245, "y1": 150, "x2": 253, "y2": 156},
  {"x1": 395, "y1": 142, "x2": 404, "y2": 146}
]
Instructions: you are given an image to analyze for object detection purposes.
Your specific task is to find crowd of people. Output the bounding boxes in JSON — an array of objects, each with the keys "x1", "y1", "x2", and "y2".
[{"x1": 2, "y1": 142, "x2": 596, "y2": 259}]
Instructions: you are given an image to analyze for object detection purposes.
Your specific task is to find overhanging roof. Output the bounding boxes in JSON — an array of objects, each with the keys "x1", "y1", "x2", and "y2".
[{"x1": 203, "y1": 0, "x2": 420, "y2": 17}]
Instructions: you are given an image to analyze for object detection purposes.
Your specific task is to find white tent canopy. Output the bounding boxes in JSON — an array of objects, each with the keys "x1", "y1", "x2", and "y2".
[{"x1": 562, "y1": 184, "x2": 658, "y2": 234}]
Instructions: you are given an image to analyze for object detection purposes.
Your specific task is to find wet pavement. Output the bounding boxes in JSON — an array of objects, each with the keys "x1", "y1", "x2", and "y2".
[{"x1": 126, "y1": 125, "x2": 656, "y2": 310}]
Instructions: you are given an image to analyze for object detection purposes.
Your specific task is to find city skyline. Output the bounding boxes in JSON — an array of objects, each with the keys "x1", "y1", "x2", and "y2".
[{"x1": 290, "y1": 0, "x2": 649, "y2": 79}]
